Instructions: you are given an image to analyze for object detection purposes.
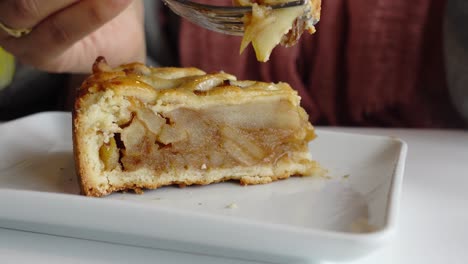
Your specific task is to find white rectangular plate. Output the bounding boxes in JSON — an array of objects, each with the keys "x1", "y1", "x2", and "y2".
[{"x1": 0, "y1": 112, "x2": 406, "y2": 263}]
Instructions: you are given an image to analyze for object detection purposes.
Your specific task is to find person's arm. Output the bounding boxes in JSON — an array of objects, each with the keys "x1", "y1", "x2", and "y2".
[{"x1": 445, "y1": 0, "x2": 468, "y2": 125}]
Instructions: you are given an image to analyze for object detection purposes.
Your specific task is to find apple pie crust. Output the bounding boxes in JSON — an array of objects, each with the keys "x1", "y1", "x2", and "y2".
[{"x1": 73, "y1": 57, "x2": 321, "y2": 197}]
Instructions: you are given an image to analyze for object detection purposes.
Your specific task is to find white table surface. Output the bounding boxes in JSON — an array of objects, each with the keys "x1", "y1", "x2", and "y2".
[{"x1": 1, "y1": 128, "x2": 467, "y2": 264}]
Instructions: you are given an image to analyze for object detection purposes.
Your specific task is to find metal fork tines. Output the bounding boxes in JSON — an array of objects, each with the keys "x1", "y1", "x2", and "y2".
[{"x1": 162, "y1": 0, "x2": 307, "y2": 36}]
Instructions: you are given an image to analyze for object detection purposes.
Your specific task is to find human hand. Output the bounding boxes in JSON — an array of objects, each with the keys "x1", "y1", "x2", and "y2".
[{"x1": 0, "y1": 0, "x2": 145, "y2": 73}]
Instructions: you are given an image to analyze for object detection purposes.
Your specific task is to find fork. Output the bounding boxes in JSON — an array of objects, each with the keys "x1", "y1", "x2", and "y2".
[{"x1": 161, "y1": 0, "x2": 308, "y2": 36}]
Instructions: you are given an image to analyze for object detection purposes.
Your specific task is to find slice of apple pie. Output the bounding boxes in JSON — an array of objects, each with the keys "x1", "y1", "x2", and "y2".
[
  {"x1": 73, "y1": 57, "x2": 321, "y2": 197},
  {"x1": 237, "y1": 0, "x2": 322, "y2": 62}
]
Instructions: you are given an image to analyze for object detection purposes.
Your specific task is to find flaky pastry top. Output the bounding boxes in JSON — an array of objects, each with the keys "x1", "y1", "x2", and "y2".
[{"x1": 76, "y1": 57, "x2": 303, "y2": 111}]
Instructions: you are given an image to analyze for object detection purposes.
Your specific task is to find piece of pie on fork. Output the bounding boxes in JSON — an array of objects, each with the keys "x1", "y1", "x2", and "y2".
[
  {"x1": 238, "y1": 0, "x2": 322, "y2": 61},
  {"x1": 73, "y1": 57, "x2": 321, "y2": 197}
]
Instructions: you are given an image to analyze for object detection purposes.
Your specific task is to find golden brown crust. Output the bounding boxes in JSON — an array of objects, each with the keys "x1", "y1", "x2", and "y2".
[
  {"x1": 77, "y1": 57, "x2": 299, "y2": 107},
  {"x1": 83, "y1": 163, "x2": 322, "y2": 197},
  {"x1": 72, "y1": 109, "x2": 102, "y2": 197},
  {"x1": 73, "y1": 57, "x2": 319, "y2": 197},
  {"x1": 281, "y1": 0, "x2": 322, "y2": 46}
]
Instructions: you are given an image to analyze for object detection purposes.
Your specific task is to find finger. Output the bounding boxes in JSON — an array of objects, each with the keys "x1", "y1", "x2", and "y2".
[
  {"x1": 2, "y1": 0, "x2": 133, "y2": 66},
  {"x1": 0, "y1": 0, "x2": 78, "y2": 38}
]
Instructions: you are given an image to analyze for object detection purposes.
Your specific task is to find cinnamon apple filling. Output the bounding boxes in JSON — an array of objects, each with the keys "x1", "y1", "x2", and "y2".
[{"x1": 99, "y1": 99, "x2": 315, "y2": 174}]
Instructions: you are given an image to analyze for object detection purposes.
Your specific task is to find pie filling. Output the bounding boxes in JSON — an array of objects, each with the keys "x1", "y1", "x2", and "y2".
[{"x1": 99, "y1": 99, "x2": 314, "y2": 174}]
